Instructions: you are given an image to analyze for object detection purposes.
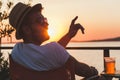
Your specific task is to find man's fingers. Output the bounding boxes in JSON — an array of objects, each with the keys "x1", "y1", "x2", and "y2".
[
  {"x1": 71, "y1": 16, "x2": 78, "y2": 25},
  {"x1": 75, "y1": 24, "x2": 85, "y2": 34}
]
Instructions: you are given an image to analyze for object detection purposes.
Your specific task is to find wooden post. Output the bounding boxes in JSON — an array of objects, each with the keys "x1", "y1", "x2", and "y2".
[{"x1": 104, "y1": 49, "x2": 110, "y2": 57}]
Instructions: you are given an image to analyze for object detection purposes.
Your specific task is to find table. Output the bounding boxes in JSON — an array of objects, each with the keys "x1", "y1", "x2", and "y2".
[{"x1": 101, "y1": 70, "x2": 120, "y2": 80}]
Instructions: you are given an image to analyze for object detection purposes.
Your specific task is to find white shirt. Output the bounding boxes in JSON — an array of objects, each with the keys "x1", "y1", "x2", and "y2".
[{"x1": 11, "y1": 42, "x2": 70, "y2": 71}]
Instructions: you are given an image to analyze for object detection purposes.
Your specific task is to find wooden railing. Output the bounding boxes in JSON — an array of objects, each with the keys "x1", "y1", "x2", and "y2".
[
  {"x1": 66, "y1": 46, "x2": 120, "y2": 71},
  {"x1": 66, "y1": 46, "x2": 120, "y2": 57}
]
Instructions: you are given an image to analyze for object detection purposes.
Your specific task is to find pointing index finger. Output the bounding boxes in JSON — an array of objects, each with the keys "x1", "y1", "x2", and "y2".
[{"x1": 71, "y1": 16, "x2": 78, "y2": 25}]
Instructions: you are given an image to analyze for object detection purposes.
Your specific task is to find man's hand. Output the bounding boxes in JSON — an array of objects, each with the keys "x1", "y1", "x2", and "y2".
[
  {"x1": 68, "y1": 16, "x2": 85, "y2": 38},
  {"x1": 58, "y1": 16, "x2": 85, "y2": 47}
]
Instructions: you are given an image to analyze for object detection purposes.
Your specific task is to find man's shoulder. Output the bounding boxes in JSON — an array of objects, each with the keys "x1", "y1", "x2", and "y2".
[{"x1": 46, "y1": 42, "x2": 63, "y2": 48}]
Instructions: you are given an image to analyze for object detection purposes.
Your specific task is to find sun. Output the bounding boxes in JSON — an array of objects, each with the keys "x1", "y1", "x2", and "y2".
[
  {"x1": 48, "y1": 28, "x2": 55, "y2": 38},
  {"x1": 47, "y1": 25, "x2": 66, "y2": 42},
  {"x1": 46, "y1": 17, "x2": 68, "y2": 42},
  {"x1": 48, "y1": 28, "x2": 60, "y2": 41}
]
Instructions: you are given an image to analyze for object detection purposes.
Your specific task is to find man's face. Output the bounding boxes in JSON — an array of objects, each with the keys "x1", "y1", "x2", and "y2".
[{"x1": 27, "y1": 12, "x2": 50, "y2": 44}]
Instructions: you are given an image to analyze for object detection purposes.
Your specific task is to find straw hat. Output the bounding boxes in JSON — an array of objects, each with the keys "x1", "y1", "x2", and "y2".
[{"x1": 9, "y1": 2, "x2": 43, "y2": 39}]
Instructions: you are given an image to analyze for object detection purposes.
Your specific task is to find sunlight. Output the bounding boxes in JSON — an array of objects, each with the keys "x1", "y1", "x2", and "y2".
[
  {"x1": 48, "y1": 27, "x2": 61, "y2": 42},
  {"x1": 47, "y1": 23, "x2": 67, "y2": 42},
  {"x1": 5, "y1": 0, "x2": 120, "y2": 42},
  {"x1": 45, "y1": 16, "x2": 68, "y2": 42},
  {"x1": 48, "y1": 28, "x2": 55, "y2": 38}
]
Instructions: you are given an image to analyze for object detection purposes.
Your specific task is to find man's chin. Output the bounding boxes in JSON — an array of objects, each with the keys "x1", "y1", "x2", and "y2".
[{"x1": 46, "y1": 35, "x2": 50, "y2": 40}]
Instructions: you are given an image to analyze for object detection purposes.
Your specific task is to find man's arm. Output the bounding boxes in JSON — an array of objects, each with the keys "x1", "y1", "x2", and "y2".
[
  {"x1": 58, "y1": 33, "x2": 72, "y2": 48},
  {"x1": 58, "y1": 16, "x2": 85, "y2": 48}
]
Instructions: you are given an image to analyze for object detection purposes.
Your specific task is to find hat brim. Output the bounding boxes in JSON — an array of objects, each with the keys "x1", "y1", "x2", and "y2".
[{"x1": 16, "y1": 4, "x2": 43, "y2": 39}]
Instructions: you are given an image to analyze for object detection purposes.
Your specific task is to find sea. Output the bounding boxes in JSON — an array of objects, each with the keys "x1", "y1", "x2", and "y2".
[{"x1": 1, "y1": 41, "x2": 120, "y2": 80}]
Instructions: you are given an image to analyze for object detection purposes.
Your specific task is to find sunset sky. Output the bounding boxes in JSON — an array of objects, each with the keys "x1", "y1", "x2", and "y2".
[{"x1": 2, "y1": 0, "x2": 120, "y2": 42}]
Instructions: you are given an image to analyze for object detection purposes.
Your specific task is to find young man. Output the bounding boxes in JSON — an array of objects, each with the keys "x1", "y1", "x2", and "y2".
[{"x1": 9, "y1": 2, "x2": 100, "y2": 80}]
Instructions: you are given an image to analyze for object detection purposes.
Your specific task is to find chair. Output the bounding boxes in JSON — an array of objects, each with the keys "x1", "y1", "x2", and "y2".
[{"x1": 9, "y1": 55, "x2": 75, "y2": 80}]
